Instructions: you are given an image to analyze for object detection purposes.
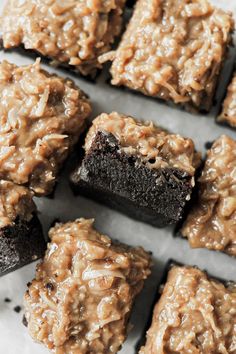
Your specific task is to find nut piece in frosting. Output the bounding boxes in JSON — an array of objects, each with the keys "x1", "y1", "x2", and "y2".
[
  {"x1": 24, "y1": 218, "x2": 152, "y2": 353},
  {"x1": 101, "y1": 0, "x2": 234, "y2": 110},
  {"x1": 0, "y1": 0, "x2": 126, "y2": 77},
  {"x1": 0, "y1": 59, "x2": 91, "y2": 195},
  {"x1": 140, "y1": 265, "x2": 236, "y2": 354},
  {"x1": 218, "y1": 72, "x2": 236, "y2": 128},
  {"x1": 182, "y1": 135, "x2": 236, "y2": 256}
]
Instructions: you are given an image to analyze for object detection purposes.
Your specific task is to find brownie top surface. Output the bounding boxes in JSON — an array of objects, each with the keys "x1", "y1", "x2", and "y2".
[
  {"x1": 182, "y1": 134, "x2": 236, "y2": 256},
  {"x1": 85, "y1": 112, "x2": 201, "y2": 176},
  {"x1": 218, "y1": 72, "x2": 236, "y2": 128},
  {"x1": 102, "y1": 0, "x2": 234, "y2": 107},
  {"x1": 0, "y1": 59, "x2": 91, "y2": 195},
  {"x1": 0, "y1": 180, "x2": 35, "y2": 228},
  {"x1": 24, "y1": 218, "x2": 151, "y2": 353},
  {"x1": 0, "y1": 0, "x2": 125, "y2": 76},
  {"x1": 140, "y1": 265, "x2": 236, "y2": 354}
]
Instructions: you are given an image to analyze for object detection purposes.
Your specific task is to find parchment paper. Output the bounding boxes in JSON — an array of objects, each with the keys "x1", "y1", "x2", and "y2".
[{"x1": 0, "y1": 1, "x2": 236, "y2": 353}]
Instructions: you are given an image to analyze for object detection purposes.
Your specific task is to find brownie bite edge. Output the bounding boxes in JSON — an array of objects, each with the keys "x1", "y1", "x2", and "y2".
[
  {"x1": 24, "y1": 218, "x2": 152, "y2": 353},
  {"x1": 71, "y1": 112, "x2": 201, "y2": 227},
  {"x1": 0, "y1": 180, "x2": 46, "y2": 276}
]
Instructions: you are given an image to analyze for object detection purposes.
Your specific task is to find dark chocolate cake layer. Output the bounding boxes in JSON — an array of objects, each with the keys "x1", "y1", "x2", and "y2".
[
  {"x1": 0, "y1": 215, "x2": 46, "y2": 277},
  {"x1": 71, "y1": 132, "x2": 194, "y2": 227}
]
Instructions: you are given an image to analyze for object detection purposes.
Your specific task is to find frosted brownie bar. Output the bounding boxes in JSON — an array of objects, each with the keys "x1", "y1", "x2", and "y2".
[
  {"x1": 182, "y1": 135, "x2": 236, "y2": 256},
  {"x1": 101, "y1": 0, "x2": 234, "y2": 111},
  {"x1": 140, "y1": 265, "x2": 236, "y2": 354},
  {"x1": 0, "y1": 0, "x2": 126, "y2": 77},
  {"x1": 0, "y1": 180, "x2": 45, "y2": 276},
  {"x1": 70, "y1": 112, "x2": 200, "y2": 227},
  {"x1": 24, "y1": 218, "x2": 151, "y2": 353},
  {"x1": 0, "y1": 59, "x2": 91, "y2": 195},
  {"x1": 218, "y1": 72, "x2": 236, "y2": 128}
]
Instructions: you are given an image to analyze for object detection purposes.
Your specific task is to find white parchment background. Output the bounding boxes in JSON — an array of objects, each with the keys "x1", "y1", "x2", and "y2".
[{"x1": 0, "y1": 1, "x2": 236, "y2": 353}]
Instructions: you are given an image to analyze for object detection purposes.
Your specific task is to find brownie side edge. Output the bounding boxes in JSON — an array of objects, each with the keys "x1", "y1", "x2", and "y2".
[
  {"x1": 0, "y1": 214, "x2": 46, "y2": 277},
  {"x1": 70, "y1": 132, "x2": 194, "y2": 227}
]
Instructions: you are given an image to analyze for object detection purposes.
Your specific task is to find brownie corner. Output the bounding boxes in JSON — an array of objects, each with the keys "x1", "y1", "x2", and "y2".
[{"x1": 0, "y1": 215, "x2": 46, "y2": 276}]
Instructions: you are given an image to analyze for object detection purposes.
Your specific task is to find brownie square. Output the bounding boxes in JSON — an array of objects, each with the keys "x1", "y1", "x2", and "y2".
[
  {"x1": 71, "y1": 112, "x2": 200, "y2": 227},
  {"x1": 140, "y1": 265, "x2": 236, "y2": 354},
  {"x1": 102, "y1": 0, "x2": 234, "y2": 111},
  {"x1": 0, "y1": 0, "x2": 126, "y2": 77},
  {"x1": 218, "y1": 71, "x2": 236, "y2": 128},
  {"x1": 0, "y1": 180, "x2": 45, "y2": 276},
  {"x1": 24, "y1": 218, "x2": 151, "y2": 353},
  {"x1": 181, "y1": 135, "x2": 236, "y2": 256},
  {"x1": 0, "y1": 59, "x2": 91, "y2": 196}
]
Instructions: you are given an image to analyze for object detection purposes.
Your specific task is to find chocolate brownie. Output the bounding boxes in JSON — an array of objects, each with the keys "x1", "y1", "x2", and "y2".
[
  {"x1": 0, "y1": 180, "x2": 45, "y2": 276},
  {"x1": 71, "y1": 112, "x2": 200, "y2": 227},
  {"x1": 24, "y1": 218, "x2": 151, "y2": 353},
  {"x1": 140, "y1": 265, "x2": 236, "y2": 354},
  {"x1": 0, "y1": 59, "x2": 91, "y2": 196},
  {"x1": 0, "y1": 0, "x2": 126, "y2": 77},
  {"x1": 181, "y1": 135, "x2": 236, "y2": 256},
  {"x1": 100, "y1": 0, "x2": 234, "y2": 111}
]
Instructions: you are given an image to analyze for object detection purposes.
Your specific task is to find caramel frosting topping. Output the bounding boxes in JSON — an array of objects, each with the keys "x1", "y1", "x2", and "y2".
[{"x1": 24, "y1": 218, "x2": 151, "y2": 353}]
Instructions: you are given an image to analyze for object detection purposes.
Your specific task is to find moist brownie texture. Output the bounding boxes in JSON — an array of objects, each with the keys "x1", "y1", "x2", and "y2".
[
  {"x1": 182, "y1": 135, "x2": 236, "y2": 256},
  {"x1": 101, "y1": 0, "x2": 234, "y2": 110},
  {"x1": 24, "y1": 218, "x2": 151, "y2": 353},
  {"x1": 218, "y1": 72, "x2": 236, "y2": 128},
  {"x1": 71, "y1": 112, "x2": 200, "y2": 226},
  {"x1": 0, "y1": 59, "x2": 91, "y2": 195},
  {"x1": 0, "y1": 180, "x2": 45, "y2": 276},
  {"x1": 0, "y1": 0, "x2": 126, "y2": 77},
  {"x1": 140, "y1": 265, "x2": 236, "y2": 354}
]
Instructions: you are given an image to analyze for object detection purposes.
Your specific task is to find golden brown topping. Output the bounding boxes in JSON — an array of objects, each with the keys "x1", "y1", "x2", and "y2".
[
  {"x1": 140, "y1": 266, "x2": 236, "y2": 354},
  {"x1": 24, "y1": 218, "x2": 151, "y2": 353},
  {"x1": 182, "y1": 135, "x2": 236, "y2": 256},
  {"x1": 218, "y1": 72, "x2": 236, "y2": 128},
  {"x1": 85, "y1": 112, "x2": 200, "y2": 176},
  {"x1": 1, "y1": 0, "x2": 126, "y2": 76},
  {"x1": 0, "y1": 180, "x2": 35, "y2": 228},
  {"x1": 0, "y1": 59, "x2": 91, "y2": 195},
  {"x1": 102, "y1": 0, "x2": 234, "y2": 110}
]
